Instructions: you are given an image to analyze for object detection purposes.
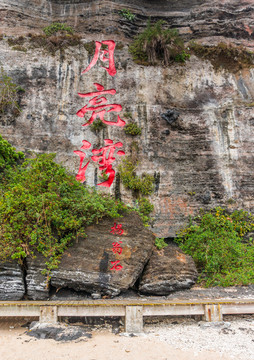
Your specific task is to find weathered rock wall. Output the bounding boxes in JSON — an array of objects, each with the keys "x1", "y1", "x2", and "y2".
[{"x1": 0, "y1": 0, "x2": 254, "y2": 237}]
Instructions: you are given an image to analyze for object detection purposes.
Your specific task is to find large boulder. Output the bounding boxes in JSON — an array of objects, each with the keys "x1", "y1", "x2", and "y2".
[
  {"x1": 26, "y1": 255, "x2": 49, "y2": 300},
  {"x1": 0, "y1": 261, "x2": 25, "y2": 300},
  {"x1": 139, "y1": 243, "x2": 198, "y2": 295},
  {"x1": 51, "y1": 212, "x2": 155, "y2": 297}
]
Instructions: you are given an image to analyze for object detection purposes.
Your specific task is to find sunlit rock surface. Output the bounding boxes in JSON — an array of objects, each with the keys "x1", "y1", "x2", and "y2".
[{"x1": 139, "y1": 244, "x2": 198, "y2": 295}]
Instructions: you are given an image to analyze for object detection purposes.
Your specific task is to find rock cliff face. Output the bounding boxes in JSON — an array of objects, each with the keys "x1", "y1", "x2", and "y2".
[
  {"x1": 0, "y1": 261, "x2": 25, "y2": 300},
  {"x1": 0, "y1": 0, "x2": 253, "y2": 238}
]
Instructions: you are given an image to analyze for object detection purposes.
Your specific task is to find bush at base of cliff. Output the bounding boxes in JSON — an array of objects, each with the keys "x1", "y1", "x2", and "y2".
[
  {"x1": 0, "y1": 153, "x2": 125, "y2": 275},
  {"x1": 129, "y1": 20, "x2": 190, "y2": 66},
  {"x1": 176, "y1": 207, "x2": 254, "y2": 287},
  {"x1": 0, "y1": 134, "x2": 24, "y2": 171}
]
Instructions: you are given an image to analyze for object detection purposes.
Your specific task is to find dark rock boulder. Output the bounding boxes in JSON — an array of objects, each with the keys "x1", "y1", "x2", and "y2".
[
  {"x1": 26, "y1": 255, "x2": 49, "y2": 300},
  {"x1": 51, "y1": 212, "x2": 155, "y2": 297},
  {"x1": 0, "y1": 261, "x2": 25, "y2": 300},
  {"x1": 161, "y1": 109, "x2": 180, "y2": 125},
  {"x1": 139, "y1": 244, "x2": 198, "y2": 295}
]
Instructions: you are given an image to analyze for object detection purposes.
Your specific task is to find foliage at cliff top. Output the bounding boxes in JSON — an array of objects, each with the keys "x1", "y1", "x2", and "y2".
[
  {"x1": 176, "y1": 207, "x2": 254, "y2": 287},
  {"x1": 0, "y1": 134, "x2": 24, "y2": 171},
  {"x1": 0, "y1": 152, "x2": 125, "y2": 275},
  {"x1": 129, "y1": 20, "x2": 190, "y2": 66},
  {"x1": 189, "y1": 42, "x2": 254, "y2": 72},
  {"x1": 7, "y1": 30, "x2": 81, "y2": 56}
]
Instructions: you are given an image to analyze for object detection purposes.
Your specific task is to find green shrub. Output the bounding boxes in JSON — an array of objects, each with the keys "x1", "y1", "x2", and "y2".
[
  {"x1": 138, "y1": 197, "x2": 154, "y2": 216},
  {"x1": 0, "y1": 67, "x2": 23, "y2": 114},
  {"x1": 155, "y1": 237, "x2": 168, "y2": 250},
  {"x1": 135, "y1": 197, "x2": 154, "y2": 225},
  {"x1": 118, "y1": 158, "x2": 154, "y2": 195},
  {"x1": 43, "y1": 23, "x2": 74, "y2": 37},
  {"x1": 129, "y1": 20, "x2": 190, "y2": 66},
  {"x1": 175, "y1": 207, "x2": 254, "y2": 286},
  {"x1": 119, "y1": 9, "x2": 136, "y2": 21},
  {"x1": 0, "y1": 134, "x2": 24, "y2": 171},
  {"x1": 90, "y1": 119, "x2": 106, "y2": 133},
  {"x1": 124, "y1": 122, "x2": 142, "y2": 136},
  {"x1": 0, "y1": 153, "x2": 125, "y2": 275}
]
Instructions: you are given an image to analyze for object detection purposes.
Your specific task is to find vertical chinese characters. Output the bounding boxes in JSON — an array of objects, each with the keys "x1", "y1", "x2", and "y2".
[
  {"x1": 74, "y1": 40, "x2": 126, "y2": 186},
  {"x1": 110, "y1": 223, "x2": 124, "y2": 271}
]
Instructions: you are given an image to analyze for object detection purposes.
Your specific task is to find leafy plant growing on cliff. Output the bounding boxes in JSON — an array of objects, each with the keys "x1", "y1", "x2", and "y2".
[
  {"x1": 118, "y1": 158, "x2": 154, "y2": 196},
  {"x1": 176, "y1": 207, "x2": 254, "y2": 287},
  {"x1": 43, "y1": 23, "x2": 74, "y2": 37},
  {"x1": 124, "y1": 122, "x2": 142, "y2": 136},
  {"x1": 155, "y1": 237, "x2": 168, "y2": 250},
  {"x1": 0, "y1": 150, "x2": 125, "y2": 276},
  {"x1": 0, "y1": 67, "x2": 24, "y2": 115},
  {"x1": 129, "y1": 20, "x2": 190, "y2": 66},
  {"x1": 119, "y1": 9, "x2": 136, "y2": 21},
  {"x1": 90, "y1": 119, "x2": 106, "y2": 133},
  {"x1": 135, "y1": 197, "x2": 154, "y2": 225}
]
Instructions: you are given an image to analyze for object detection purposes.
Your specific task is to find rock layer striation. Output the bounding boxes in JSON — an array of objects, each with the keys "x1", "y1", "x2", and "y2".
[{"x1": 0, "y1": 261, "x2": 25, "y2": 300}]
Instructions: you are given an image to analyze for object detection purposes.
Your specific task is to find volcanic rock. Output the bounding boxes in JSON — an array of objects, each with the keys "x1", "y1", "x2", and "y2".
[
  {"x1": 0, "y1": 261, "x2": 25, "y2": 300},
  {"x1": 27, "y1": 322, "x2": 92, "y2": 342},
  {"x1": 51, "y1": 212, "x2": 155, "y2": 297},
  {"x1": 139, "y1": 244, "x2": 198, "y2": 295}
]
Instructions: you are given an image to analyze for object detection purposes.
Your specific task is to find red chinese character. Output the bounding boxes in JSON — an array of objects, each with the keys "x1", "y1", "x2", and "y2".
[
  {"x1": 76, "y1": 83, "x2": 126, "y2": 127},
  {"x1": 110, "y1": 260, "x2": 123, "y2": 271},
  {"x1": 82, "y1": 40, "x2": 116, "y2": 76},
  {"x1": 110, "y1": 223, "x2": 124, "y2": 235},
  {"x1": 91, "y1": 139, "x2": 125, "y2": 187},
  {"x1": 112, "y1": 241, "x2": 123, "y2": 255},
  {"x1": 73, "y1": 140, "x2": 91, "y2": 182},
  {"x1": 74, "y1": 139, "x2": 125, "y2": 187}
]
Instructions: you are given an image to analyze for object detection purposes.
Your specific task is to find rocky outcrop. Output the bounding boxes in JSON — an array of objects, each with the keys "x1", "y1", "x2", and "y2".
[
  {"x1": 139, "y1": 244, "x2": 198, "y2": 295},
  {"x1": 51, "y1": 212, "x2": 154, "y2": 297},
  {"x1": 26, "y1": 255, "x2": 49, "y2": 300},
  {"x1": 0, "y1": 261, "x2": 25, "y2": 300}
]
